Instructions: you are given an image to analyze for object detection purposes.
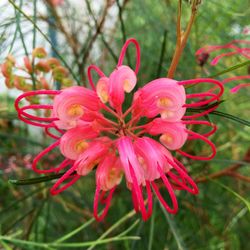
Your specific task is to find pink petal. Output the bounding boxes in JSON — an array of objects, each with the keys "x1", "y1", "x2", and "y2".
[
  {"x1": 134, "y1": 137, "x2": 173, "y2": 181},
  {"x1": 132, "y1": 78, "x2": 186, "y2": 121},
  {"x1": 109, "y1": 66, "x2": 137, "y2": 111},
  {"x1": 116, "y1": 136, "x2": 144, "y2": 185},
  {"x1": 96, "y1": 77, "x2": 110, "y2": 103},
  {"x1": 53, "y1": 86, "x2": 100, "y2": 128},
  {"x1": 75, "y1": 140, "x2": 110, "y2": 176},
  {"x1": 59, "y1": 124, "x2": 99, "y2": 160},
  {"x1": 96, "y1": 153, "x2": 123, "y2": 191},
  {"x1": 146, "y1": 118, "x2": 188, "y2": 150}
]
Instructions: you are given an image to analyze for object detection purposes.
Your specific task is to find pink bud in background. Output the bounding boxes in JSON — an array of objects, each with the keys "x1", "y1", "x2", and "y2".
[{"x1": 50, "y1": 0, "x2": 64, "y2": 6}]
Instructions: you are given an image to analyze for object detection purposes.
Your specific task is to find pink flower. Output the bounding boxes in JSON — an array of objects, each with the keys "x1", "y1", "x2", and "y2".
[
  {"x1": 133, "y1": 78, "x2": 186, "y2": 122},
  {"x1": 196, "y1": 40, "x2": 250, "y2": 66},
  {"x1": 145, "y1": 118, "x2": 188, "y2": 150},
  {"x1": 196, "y1": 40, "x2": 250, "y2": 93},
  {"x1": 15, "y1": 38, "x2": 224, "y2": 221},
  {"x1": 50, "y1": 0, "x2": 64, "y2": 6}
]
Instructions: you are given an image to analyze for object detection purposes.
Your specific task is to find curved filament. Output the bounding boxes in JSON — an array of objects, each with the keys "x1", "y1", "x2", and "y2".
[
  {"x1": 165, "y1": 157, "x2": 199, "y2": 195},
  {"x1": 222, "y1": 75, "x2": 250, "y2": 84},
  {"x1": 117, "y1": 38, "x2": 141, "y2": 74},
  {"x1": 15, "y1": 90, "x2": 60, "y2": 110},
  {"x1": 179, "y1": 78, "x2": 224, "y2": 99},
  {"x1": 45, "y1": 126, "x2": 64, "y2": 140},
  {"x1": 183, "y1": 104, "x2": 219, "y2": 119},
  {"x1": 17, "y1": 112, "x2": 56, "y2": 128},
  {"x1": 210, "y1": 51, "x2": 239, "y2": 65},
  {"x1": 15, "y1": 90, "x2": 60, "y2": 127},
  {"x1": 129, "y1": 164, "x2": 153, "y2": 221},
  {"x1": 93, "y1": 183, "x2": 116, "y2": 222},
  {"x1": 184, "y1": 92, "x2": 218, "y2": 108},
  {"x1": 151, "y1": 165, "x2": 178, "y2": 214},
  {"x1": 177, "y1": 129, "x2": 216, "y2": 160},
  {"x1": 182, "y1": 120, "x2": 217, "y2": 137},
  {"x1": 87, "y1": 65, "x2": 106, "y2": 91},
  {"x1": 50, "y1": 164, "x2": 79, "y2": 195},
  {"x1": 173, "y1": 158, "x2": 188, "y2": 173},
  {"x1": 32, "y1": 140, "x2": 61, "y2": 173}
]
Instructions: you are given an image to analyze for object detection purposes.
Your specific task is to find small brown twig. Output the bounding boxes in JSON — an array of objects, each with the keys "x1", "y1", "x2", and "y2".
[
  {"x1": 195, "y1": 148, "x2": 250, "y2": 183},
  {"x1": 167, "y1": 0, "x2": 200, "y2": 78},
  {"x1": 44, "y1": 0, "x2": 79, "y2": 58},
  {"x1": 79, "y1": 0, "x2": 112, "y2": 82}
]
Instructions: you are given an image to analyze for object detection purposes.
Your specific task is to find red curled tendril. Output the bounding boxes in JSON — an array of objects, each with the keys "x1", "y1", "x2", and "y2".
[
  {"x1": 129, "y1": 163, "x2": 153, "y2": 221},
  {"x1": 184, "y1": 92, "x2": 218, "y2": 108},
  {"x1": 45, "y1": 126, "x2": 64, "y2": 140},
  {"x1": 165, "y1": 157, "x2": 199, "y2": 195},
  {"x1": 117, "y1": 38, "x2": 141, "y2": 74},
  {"x1": 183, "y1": 104, "x2": 219, "y2": 120},
  {"x1": 182, "y1": 120, "x2": 217, "y2": 137},
  {"x1": 87, "y1": 65, "x2": 106, "y2": 91},
  {"x1": 177, "y1": 129, "x2": 216, "y2": 160},
  {"x1": 32, "y1": 140, "x2": 71, "y2": 174},
  {"x1": 93, "y1": 183, "x2": 116, "y2": 222},
  {"x1": 15, "y1": 90, "x2": 60, "y2": 128},
  {"x1": 151, "y1": 165, "x2": 178, "y2": 214},
  {"x1": 50, "y1": 164, "x2": 79, "y2": 195},
  {"x1": 179, "y1": 78, "x2": 224, "y2": 98}
]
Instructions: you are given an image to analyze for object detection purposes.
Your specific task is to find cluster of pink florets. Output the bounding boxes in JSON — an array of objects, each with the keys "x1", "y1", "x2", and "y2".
[
  {"x1": 15, "y1": 39, "x2": 224, "y2": 221},
  {"x1": 196, "y1": 39, "x2": 250, "y2": 93}
]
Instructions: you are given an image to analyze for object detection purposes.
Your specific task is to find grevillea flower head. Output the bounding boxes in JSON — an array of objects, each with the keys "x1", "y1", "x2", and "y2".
[
  {"x1": 196, "y1": 40, "x2": 250, "y2": 66},
  {"x1": 196, "y1": 40, "x2": 250, "y2": 93},
  {"x1": 15, "y1": 38, "x2": 224, "y2": 221}
]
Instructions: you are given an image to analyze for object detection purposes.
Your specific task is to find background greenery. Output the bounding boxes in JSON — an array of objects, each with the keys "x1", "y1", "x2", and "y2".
[{"x1": 0, "y1": 0, "x2": 249, "y2": 249}]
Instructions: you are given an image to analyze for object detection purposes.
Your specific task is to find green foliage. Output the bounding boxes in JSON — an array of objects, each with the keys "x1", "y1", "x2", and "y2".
[{"x1": 0, "y1": 0, "x2": 249, "y2": 249}]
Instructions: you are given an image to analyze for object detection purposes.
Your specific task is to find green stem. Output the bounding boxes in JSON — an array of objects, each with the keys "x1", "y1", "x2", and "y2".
[
  {"x1": 9, "y1": 173, "x2": 65, "y2": 186},
  {"x1": 87, "y1": 209, "x2": 136, "y2": 250}
]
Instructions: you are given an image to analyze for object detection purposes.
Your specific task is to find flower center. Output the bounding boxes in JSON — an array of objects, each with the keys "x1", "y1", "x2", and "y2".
[
  {"x1": 160, "y1": 133, "x2": 173, "y2": 144},
  {"x1": 123, "y1": 79, "x2": 133, "y2": 92},
  {"x1": 157, "y1": 97, "x2": 173, "y2": 108},
  {"x1": 67, "y1": 104, "x2": 84, "y2": 117},
  {"x1": 75, "y1": 140, "x2": 89, "y2": 153}
]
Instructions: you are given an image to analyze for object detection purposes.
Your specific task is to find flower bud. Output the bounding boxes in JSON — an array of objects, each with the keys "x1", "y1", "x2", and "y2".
[
  {"x1": 61, "y1": 78, "x2": 73, "y2": 87},
  {"x1": 39, "y1": 77, "x2": 50, "y2": 90},
  {"x1": 35, "y1": 60, "x2": 50, "y2": 73},
  {"x1": 96, "y1": 77, "x2": 109, "y2": 103},
  {"x1": 52, "y1": 66, "x2": 69, "y2": 81},
  {"x1": 1, "y1": 61, "x2": 13, "y2": 78},
  {"x1": 32, "y1": 47, "x2": 47, "y2": 58},
  {"x1": 5, "y1": 77, "x2": 15, "y2": 89},
  {"x1": 24, "y1": 56, "x2": 33, "y2": 73},
  {"x1": 6, "y1": 54, "x2": 16, "y2": 65},
  {"x1": 47, "y1": 57, "x2": 61, "y2": 69},
  {"x1": 14, "y1": 76, "x2": 28, "y2": 90}
]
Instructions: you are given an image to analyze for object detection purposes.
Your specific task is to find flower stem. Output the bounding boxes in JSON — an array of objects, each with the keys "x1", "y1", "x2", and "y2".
[{"x1": 167, "y1": 0, "x2": 199, "y2": 78}]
